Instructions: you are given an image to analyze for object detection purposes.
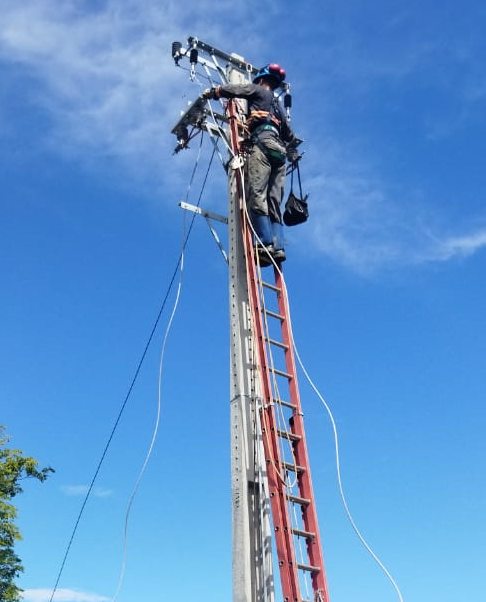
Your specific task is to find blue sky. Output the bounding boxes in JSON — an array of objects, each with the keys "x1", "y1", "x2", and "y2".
[{"x1": 1, "y1": 1, "x2": 485, "y2": 601}]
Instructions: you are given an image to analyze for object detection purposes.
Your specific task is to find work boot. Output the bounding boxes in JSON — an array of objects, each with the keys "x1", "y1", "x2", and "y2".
[
  {"x1": 271, "y1": 221, "x2": 286, "y2": 263},
  {"x1": 254, "y1": 243, "x2": 274, "y2": 267},
  {"x1": 251, "y1": 212, "x2": 273, "y2": 245},
  {"x1": 251, "y1": 212, "x2": 274, "y2": 267},
  {"x1": 272, "y1": 248, "x2": 286, "y2": 263}
]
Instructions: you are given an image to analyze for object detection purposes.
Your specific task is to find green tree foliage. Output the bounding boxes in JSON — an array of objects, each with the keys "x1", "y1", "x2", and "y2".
[{"x1": 0, "y1": 427, "x2": 53, "y2": 601}]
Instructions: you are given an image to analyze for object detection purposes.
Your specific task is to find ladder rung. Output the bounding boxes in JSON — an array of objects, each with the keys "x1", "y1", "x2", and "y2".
[
  {"x1": 261, "y1": 280, "x2": 281, "y2": 292},
  {"x1": 264, "y1": 308, "x2": 285, "y2": 321},
  {"x1": 287, "y1": 494, "x2": 310, "y2": 506},
  {"x1": 273, "y1": 398, "x2": 296, "y2": 410},
  {"x1": 269, "y1": 367, "x2": 293, "y2": 379},
  {"x1": 277, "y1": 429, "x2": 301, "y2": 442},
  {"x1": 282, "y1": 461, "x2": 305, "y2": 473},
  {"x1": 291, "y1": 527, "x2": 315, "y2": 539},
  {"x1": 265, "y1": 337, "x2": 289, "y2": 350},
  {"x1": 297, "y1": 563, "x2": 321, "y2": 573}
]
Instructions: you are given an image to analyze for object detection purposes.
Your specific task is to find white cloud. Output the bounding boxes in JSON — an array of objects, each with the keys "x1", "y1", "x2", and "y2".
[
  {"x1": 22, "y1": 589, "x2": 109, "y2": 602},
  {"x1": 61, "y1": 485, "x2": 113, "y2": 498},
  {"x1": 0, "y1": 1, "x2": 178, "y2": 164},
  {"x1": 302, "y1": 146, "x2": 486, "y2": 273},
  {"x1": 0, "y1": 0, "x2": 263, "y2": 185},
  {"x1": 421, "y1": 228, "x2": 486, "y2": 262},
  {"x1": 1, "y1": 0, "x2": 485, "y2": 273}
]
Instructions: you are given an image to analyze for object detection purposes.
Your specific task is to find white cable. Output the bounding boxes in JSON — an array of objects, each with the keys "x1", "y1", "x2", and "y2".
[
  {"x1": 237, "y1": 164, "x2": 405, "y2": 602},
  {"x1": 109, "y1": 135, "x2": 205, "y2": 601},
  {"x1": 276, "y1": 265, "x2": 405, "y2": 602},
  {"x1": 234, "y1": 162, "x2": 300, "y2": 488},
  {"x1": 110, "y1": 253, "x2": 184, "y2": 602},
  {"x1": 292, "y1": 341, "x2": 405, "y2": 602},
  {"x1": 201, "y1": 89, "x2": 404, "y2": 599}
]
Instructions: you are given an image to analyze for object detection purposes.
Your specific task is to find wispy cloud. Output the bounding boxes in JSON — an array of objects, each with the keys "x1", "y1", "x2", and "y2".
[
  {"x1": 421, "y1": 228, "x2": 486, "y2": 262},
  {"x1": 22, "y1": 589, "x2": 109, "y2": 602},
  {"x1": 303, "y1": 146, "x2": 486, "y2": 273},
  {"x1": 0, "y1": 1, "x2": 182, "y2": 167},
  {"x1": 61, "y1": 485, "x2": 113, "y2": 498},
  {"x1": 1, "y1": 1, "x2": 485, "y2": 273},
  {"x1": 0, "y1": 0, "x2": 259, "y2": 165}
]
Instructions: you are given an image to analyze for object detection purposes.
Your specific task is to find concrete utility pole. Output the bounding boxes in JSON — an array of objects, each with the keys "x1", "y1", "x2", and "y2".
[{"x1": 226, "y1": 64, "x2": 275, "y2": 602}]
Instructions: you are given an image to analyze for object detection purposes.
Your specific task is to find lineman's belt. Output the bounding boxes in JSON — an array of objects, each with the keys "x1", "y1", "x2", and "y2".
[{"x1": 251, "y1": 124, "x2": 280, "y2": 137}]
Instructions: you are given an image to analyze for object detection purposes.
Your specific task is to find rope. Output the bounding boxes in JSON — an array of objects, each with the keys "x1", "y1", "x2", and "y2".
[
  {"x1": 294, "y1": 342, "x2": 405, "y2": 601},
  {"x1": 268, "y1": 254, "x2": 405, "y2": 602},
  {"x1": 233, "y1": 145, "x2": 404, "y2": 602},
  {"x1": 48, "y1": 134, "x2": 216, "y2": 602},
  {"x1": 200, "y1": 88, "x2": 403, "y2": 601}
]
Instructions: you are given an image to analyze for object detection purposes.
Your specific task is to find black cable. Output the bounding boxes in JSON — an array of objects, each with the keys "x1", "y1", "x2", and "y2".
[{"x1": 48, "y1": 137, "x2": 217, "y2": 602}]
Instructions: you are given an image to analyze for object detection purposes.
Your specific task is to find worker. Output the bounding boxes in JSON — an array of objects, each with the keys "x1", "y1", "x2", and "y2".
[{"x1": 202, "y1": 64, "x2": 300, "y2": 265}]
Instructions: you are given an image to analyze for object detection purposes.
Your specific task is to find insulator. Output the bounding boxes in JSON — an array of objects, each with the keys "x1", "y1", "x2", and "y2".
[
  {"x1": 190, "y1": 48, "x2": 198, "y2": 65},
  {"x1": 284, "y1": 93, "x2": 292, "y2": 109},
  {"x1": 172, "y1": 41, "x2": 182, "y2": 65}
]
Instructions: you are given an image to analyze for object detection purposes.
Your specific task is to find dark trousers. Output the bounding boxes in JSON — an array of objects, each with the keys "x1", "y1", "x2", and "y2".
[{"x1": 246, "y1": 144, "x2": 286, "y2": 223}]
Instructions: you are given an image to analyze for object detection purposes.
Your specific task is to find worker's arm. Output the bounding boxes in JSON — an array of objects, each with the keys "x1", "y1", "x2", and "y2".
[{"x1": 202, "y1": 83, "x2": 260, "y2": 101}]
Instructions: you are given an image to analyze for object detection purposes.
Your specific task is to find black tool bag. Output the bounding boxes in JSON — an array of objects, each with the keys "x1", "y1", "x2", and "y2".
[{"x1": 283, "y1": 163, "x2": 309, "y2": 226}]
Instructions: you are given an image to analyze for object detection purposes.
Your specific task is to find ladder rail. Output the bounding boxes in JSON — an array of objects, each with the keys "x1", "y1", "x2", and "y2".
[
  {"x1": 274, "y1": 269, "x2": 331, "y2": 599},
  {"x1": 228, "y1": 94, "x2": 330, "y2": 602},
  {"x1": 244, "y1": 222, "x2": 301, "y2": 602},
  {"x1": 228, "y1": 98, "x2": 301, "y2": 602}
]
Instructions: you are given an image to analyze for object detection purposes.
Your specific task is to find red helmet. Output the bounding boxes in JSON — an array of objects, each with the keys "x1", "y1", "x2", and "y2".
[{"x1": 253, "y1": 63, "x2": 286, "y2": 88}]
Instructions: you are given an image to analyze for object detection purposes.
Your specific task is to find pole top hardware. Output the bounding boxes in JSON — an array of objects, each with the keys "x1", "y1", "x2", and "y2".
[
  {"x1": 170, "y1": 36, "x2": 293, "y2": 152},
  {"x1": 171, "y1": 96, "x2": 228, "y2": 154},
  {"x1": 170, "y1": 36, "x2": 257, "y2": 153}
]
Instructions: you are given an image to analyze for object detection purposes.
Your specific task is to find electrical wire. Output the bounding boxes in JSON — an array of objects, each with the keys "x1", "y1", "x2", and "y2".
[
  {"x1": 236, "y1": 154, "x2": 405, "y2": 602},
  {"x1": 109, "y1": 139, "x2": 217, "y2": 600},
  {"x1": 268, "y1": 254, "x2": 405, "y2": 602},
  {"x1": 111, "y1": 252, "x2": 184, "y2": 601},
  {"x1": 185, "y1": 53, "x2": 403, "y2": 601},
  {"x1": 292, "y1": 340, "x2": 405, "y2": 602},
  {"x1": 48, "y1": 133, "x2": 216, "y2": 602},
  {"x1": 188, "y1": 67, "x2": 402, "y2": 598}
]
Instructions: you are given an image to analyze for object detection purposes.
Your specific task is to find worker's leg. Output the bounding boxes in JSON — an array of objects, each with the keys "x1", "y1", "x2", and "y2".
[
  {"x1": 247, "y1": 145, "x2": 271, "y2": 215},
  {"x1": 247, "y1": 145, "x2": 272, "y2": 244},
  {"x1": 267, "y1": 161, "x2": 286, "y2": 223},
  {"x1": 267, "y1": 163, "x2": 287, "y2": 261}
]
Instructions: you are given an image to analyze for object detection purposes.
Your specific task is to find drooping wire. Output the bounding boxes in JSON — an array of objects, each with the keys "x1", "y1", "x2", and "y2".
[
  {"x1": 234, "y1": 152, "x2": 404, "y2": 601},
  {"x1": 201, "y1": 77, "x2": 404, "y2": 601},
  {"x1": 48, "y1": 133, "x2": 216, "y2": 602},
  {"x1": 292, "y1": 341, "x2": 405, "y2": 602},
  {"x1": 111, "y1": 252, "x2": 185, "y2": 602},
  {"x1": 244, "y1": 200, "x2": 404, "y2": 601},
  {"x1": 109, "y1": 141, "x2": 217, "y2": 598},
  {"x1": 109, "y1": 137, "x2": 206, "y2": 600}
]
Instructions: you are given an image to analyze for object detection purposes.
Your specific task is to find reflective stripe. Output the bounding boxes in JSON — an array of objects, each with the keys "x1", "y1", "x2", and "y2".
[
  {"x1": 250, "y1": 110, "x2": 271, "y2": 118},
  {"x1": 248, "y1": 110, "x2": 281, "y2": 129},
  {"x1": 252, "y1": 124, "x2": 279, "y2": 136}
]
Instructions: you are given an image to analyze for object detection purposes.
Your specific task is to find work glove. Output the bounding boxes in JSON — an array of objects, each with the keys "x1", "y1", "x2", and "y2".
[
  {"x1": 286, "y1": 146, "x2": 300, "y2": 164},
  {"x1": 201, "y1": 87, "x2": 217, "y2": 100}
]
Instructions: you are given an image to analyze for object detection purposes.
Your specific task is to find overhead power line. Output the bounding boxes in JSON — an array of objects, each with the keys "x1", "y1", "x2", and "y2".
[{"x1": 48, "y1": 136, "x2": 216, "y2": 602}]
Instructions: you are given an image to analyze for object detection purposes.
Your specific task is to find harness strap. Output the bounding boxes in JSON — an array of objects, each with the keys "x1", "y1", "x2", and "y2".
[
  {"x1": 247, "y1": 109, "x2": 281, "y2": 132},
  {"x1": 251, "y1": 124, "x2": 279, "y2": 137}
]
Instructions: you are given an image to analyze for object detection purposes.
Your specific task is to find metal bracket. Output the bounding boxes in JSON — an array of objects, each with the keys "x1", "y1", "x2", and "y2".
[
  {"x1": 179, "y1": 201, "x2": 228, "y2": 224},
  {"x1": 179, "y1": 201, "x2": 228, "y2": 264},
  {"x1": 171, "y1": 96, "x2": 229, "y2": 153}
]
